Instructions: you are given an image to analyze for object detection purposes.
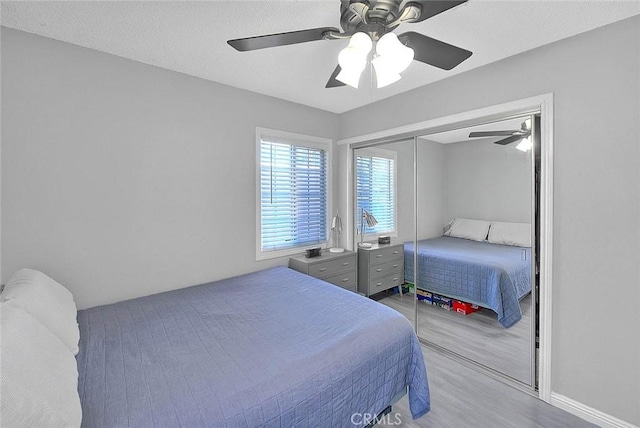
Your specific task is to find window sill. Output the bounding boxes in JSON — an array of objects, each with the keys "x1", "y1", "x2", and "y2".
[{"x1": 257, "y1": 244, "x2": 328, "y2": 262}]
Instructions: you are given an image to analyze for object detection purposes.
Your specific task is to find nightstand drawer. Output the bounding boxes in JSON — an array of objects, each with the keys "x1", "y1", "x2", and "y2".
[
  {"x1": 308, "y1": 254, "x2": 357, "y2": 278},
  {"x1": 370, "y1": 246, "x2": 403, "y2": 264},
  {"x1": 368, "y1": 273, "x2": 403, "y2": 294},
  {"x1": 369, "y1": 259, "x2": 403, "y2": 279},
  {"x1": 324, "y1": 270, "x2": 357, "y2": 290}
]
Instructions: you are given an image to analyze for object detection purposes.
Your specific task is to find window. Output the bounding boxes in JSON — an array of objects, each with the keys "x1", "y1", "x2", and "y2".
[
  {"x1": 257, "y1": 128, "x2": 331, "y2": 260},
  {"x1": 356, "y1": 150, "x2": 396, "y2": 237}
]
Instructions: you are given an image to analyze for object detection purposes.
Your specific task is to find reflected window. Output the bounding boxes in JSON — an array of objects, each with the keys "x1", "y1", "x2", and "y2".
[{"x1": 356, "y1": 149, "x2": 396, "y2": 237}]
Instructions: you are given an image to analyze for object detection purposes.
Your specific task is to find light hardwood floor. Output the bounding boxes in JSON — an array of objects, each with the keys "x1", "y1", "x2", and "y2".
[
  {"x1": 387, "y1": 344, "x2": 595, "y2": 427},
  {"x1": 379, "y1": 293, "x2": 532, "y2": 384}
]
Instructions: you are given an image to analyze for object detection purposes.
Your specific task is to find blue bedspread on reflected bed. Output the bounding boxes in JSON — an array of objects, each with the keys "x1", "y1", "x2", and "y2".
[
  {"x1": 76, "y1": 266, "x2": 430, "y2": 427},
  {"x1": 404, "y1": 237, "x2": 531, "y2": 328}
]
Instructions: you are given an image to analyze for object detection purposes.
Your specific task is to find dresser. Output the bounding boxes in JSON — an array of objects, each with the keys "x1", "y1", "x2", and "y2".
[
  {"x1": 288, "y1": 250, "x2": 357, "y2": 293},
  {"x1": 357, "y1": 242, "x2": 404, "y2": 297}
]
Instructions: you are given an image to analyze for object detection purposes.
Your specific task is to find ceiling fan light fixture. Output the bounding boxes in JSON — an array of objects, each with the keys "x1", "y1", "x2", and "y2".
[
  {"x1": 515, "y1": 137, "x2": 532, "y2": 152},
  {"x1": 336, "y1": 32, "x2": 373, "y2": 88},
  {"x1": 228, "y1": 1, "x2": 473, "y2": 90},
  {"x1": 336, "y1": 65, "x2": 366, "y2": 88},
  {"x1": 376, "y1": 32, "x2": 414, "y2": 73},
  {"x1": 372, "y1": 56, "x2": 401, "y2": 88}
]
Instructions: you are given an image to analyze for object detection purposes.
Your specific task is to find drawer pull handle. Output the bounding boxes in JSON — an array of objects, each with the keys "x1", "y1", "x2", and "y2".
[
  {"x1": 392, "y1": 277, "x2": 398, "y2": 281},
  {"x1": 342, "y1": 262, "x2": 349, "y2": 266},
  {"x1": 376, "y1": 282, "x2": 383, "y2": 286},
  {"x1": 342, "y1": 278, "x2": 349, "y2": 282},
  {"x1": 393, "y1": 251, "x2": 399, "y2": 254},
  {"x1": 392, "y1": 265, "x2": 398, "y2": 268},
  {"x1": 376, "y1": 268, "x2": 382, "y2": 272},
  {"x1": 319, "y1": 268, "x2": 327, "y2": 272},
  {"x1": 376, "y1": 254, "x2": 383, "y2": 258}
]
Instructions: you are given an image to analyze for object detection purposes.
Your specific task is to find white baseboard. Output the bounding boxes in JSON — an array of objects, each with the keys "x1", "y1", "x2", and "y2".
[{"x1": 550, "y1": 392, "x2": 638, "y2": 428}]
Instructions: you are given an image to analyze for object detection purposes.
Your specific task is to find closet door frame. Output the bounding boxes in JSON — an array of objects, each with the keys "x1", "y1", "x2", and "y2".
[{"x1": 339, "y1": 94, "x2": 554, "y2": 403}]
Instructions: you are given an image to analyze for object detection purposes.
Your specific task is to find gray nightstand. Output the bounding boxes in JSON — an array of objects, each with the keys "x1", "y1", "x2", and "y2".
[
  {"x1": 357, "y1": 241, "x2": 404, "y2": 297},
  {"x1": 288, "y1": 250, "x2": 357, "y2": 292}
]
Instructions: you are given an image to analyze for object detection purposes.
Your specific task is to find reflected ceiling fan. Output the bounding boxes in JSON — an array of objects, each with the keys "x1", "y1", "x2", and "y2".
[
  {"x1": 468, "y1": 120, "x2": 532, "y2": 147},
  {"x1": 227, "y1": 0, "x2": 472, "y2": 89}
]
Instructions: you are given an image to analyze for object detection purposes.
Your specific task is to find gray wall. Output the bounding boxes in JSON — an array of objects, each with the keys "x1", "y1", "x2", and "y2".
[
  {"x1": 1, "y1": 28, "x2": 339, "y2": 309},
  {"x1": 443, "y1": 139, "x2": 532, "y2": 224},
  {"x1": 335, "y1": 143, "x2": 352, "y2": 249},
  {"x1": 416, "y1": 139, "x2": 445, "y2": 240},
  {"x1": 339, "y1": 16, "x2": 640, "y2": 425}
]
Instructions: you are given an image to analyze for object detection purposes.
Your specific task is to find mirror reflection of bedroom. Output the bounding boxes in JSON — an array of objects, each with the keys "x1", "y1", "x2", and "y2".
[
  {"x1": 376, "y1": 115, "x2": 540, "y2": 387},
  {"x1": 353, "y1": 138, "x2": 416, "y2": 327}
]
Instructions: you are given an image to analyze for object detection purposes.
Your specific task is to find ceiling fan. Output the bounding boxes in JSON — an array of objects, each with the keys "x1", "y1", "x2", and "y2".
[
  {"x1": 468, "y1": 120, "x2": 532, "y2": 147},
  {"x1": 227, "y1": 0, "x2": 472, "y2": 88}
]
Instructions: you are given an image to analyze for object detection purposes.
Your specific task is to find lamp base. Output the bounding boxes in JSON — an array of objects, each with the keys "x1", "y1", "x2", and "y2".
[{"x1": 329, "y1": 247, "x2": 345, "y2": 253}]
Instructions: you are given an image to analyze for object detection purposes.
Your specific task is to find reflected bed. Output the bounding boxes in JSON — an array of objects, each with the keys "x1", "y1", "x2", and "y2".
[{"x1": 404, "y1": 236, "x2": 531, "y2": 328}]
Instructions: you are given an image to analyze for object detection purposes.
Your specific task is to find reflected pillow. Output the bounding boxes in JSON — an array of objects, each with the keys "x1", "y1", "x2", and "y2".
[
  {"x1": 489, "y1": 221, "x2": 531, "y2": 247},
  {"x1": 444, "y1": 218, "x2": 490, "y2": 242}
]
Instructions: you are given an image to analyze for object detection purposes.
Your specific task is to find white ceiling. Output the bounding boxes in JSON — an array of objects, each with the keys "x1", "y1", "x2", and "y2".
[{"x1": 3, "y1": 1, "x2": 640, "y2": 114}]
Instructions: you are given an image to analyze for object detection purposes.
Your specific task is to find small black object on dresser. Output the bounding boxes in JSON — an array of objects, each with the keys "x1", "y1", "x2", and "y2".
[{"x1": 305, "y1": 247, "x2": 322, "y2": 258}]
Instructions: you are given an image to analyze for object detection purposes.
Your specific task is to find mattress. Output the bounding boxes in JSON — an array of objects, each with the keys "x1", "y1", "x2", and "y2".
[
  {"x1": 76, "y1": 266, "x2": 430, "y2": 427},
  {"x1": 404, "y1": 236, "x2": 531, "y2": 328}
]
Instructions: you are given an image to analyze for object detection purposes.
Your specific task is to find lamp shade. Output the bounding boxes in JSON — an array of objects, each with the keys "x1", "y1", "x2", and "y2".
[
  {"x1": 362, "y1": 209, "x2": 378, "y2": 227},
  {"x1": 336, "y1": 32, "x2": 373, "y2": 88},
  {"x1": 372, "y1": 32, "x2": 414, "y2": 88},
  {"x1": 515, "y1": 137, "x2": 532, "y2": 152},
  {"x1": 376, "y1": 32, "x2": 414, "y2": 73},
  {"x1": 372, "y1": 56, "x2": 401, "y2": 88}
]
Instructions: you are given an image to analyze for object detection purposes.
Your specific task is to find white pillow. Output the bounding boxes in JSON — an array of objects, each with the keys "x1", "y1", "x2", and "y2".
[
  {"x1": 488, "y1": 221, "x2": 532, "y2": 247},
  {"x1": 444, "y1": 218, "x2": 491, "y2": 242},
  {"x1": 1, "y1": 268, "x2": 80, "y2": 355},
  {"x1": 0, "y1": 304, "x2": 82, "y2": 427}
]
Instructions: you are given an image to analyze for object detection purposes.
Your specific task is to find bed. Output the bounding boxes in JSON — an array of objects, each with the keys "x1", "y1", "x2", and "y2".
[
  {"x1": 75, "y1": 266, "x2": 430, "y2": 427},
  {"x1": 404, "y1": 236, "x2": 531, "y2": 328}
]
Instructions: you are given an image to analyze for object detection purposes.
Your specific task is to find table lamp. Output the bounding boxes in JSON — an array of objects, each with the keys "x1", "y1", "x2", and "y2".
[
  {"x1": 359, "y1": 209, "x2": 378, "y2": 248},
  {"x1": 329, "y1": 212, "x2": 344, "y2": 253}
]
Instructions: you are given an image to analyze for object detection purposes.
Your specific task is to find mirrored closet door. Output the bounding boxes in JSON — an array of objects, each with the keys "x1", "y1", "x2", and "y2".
[
  {"x1": 414, "y1": 115, "x2": 539, "y2": 388},
  {"x1": 352, "y1": 138, "x2": 417, "y2": 329}
]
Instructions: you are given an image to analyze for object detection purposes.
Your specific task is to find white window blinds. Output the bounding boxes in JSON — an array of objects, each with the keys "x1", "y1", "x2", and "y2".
[
  {"x1": 260, "y1": 140, "x2": 328, "y2": 252},
  {"x1": 356, "y1": 154, "x2": 395, "y2": 235}
]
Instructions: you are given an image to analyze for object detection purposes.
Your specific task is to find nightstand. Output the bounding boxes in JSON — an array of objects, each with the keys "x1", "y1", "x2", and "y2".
[
  {"x1": 357, "y1": 242, "x2": 404, "y2": 297},
  {"x1": 288, "y1": 250, "x2": 357, "y2": 292}
]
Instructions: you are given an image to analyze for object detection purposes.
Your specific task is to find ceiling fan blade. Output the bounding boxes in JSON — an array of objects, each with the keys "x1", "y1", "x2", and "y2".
[
  {"x1": 494, "y1": 134, "x2": 526, "y2": 146},
  {"x1": 469, "y1": 131, "x2": 517, "y2": 138},
  {"x1": 399, "y1": 32, "x2": 472, "y2": 70},
  {"x1": 326, "y1": 65, "x2": 346, "y2": 88},
  {"x1": 228, "y1": 27, "x2": 339, "y2": 51},
  {"x1": 409, "y1": 0, "x2": 468, "y2": 23}
]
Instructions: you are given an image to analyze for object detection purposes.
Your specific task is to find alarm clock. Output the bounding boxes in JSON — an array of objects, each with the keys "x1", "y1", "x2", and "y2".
[{"x1": 305, "y1": 247, "x2": 322, "y2": 258}]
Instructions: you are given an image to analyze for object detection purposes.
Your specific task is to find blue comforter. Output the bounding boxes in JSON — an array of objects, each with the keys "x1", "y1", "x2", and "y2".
[
  {"x1": 404, "y1": 237, "x2": 531, "y2": 328},
  {"x1": 76, "y1": 266, "x2": 430, "y2": 427}
]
